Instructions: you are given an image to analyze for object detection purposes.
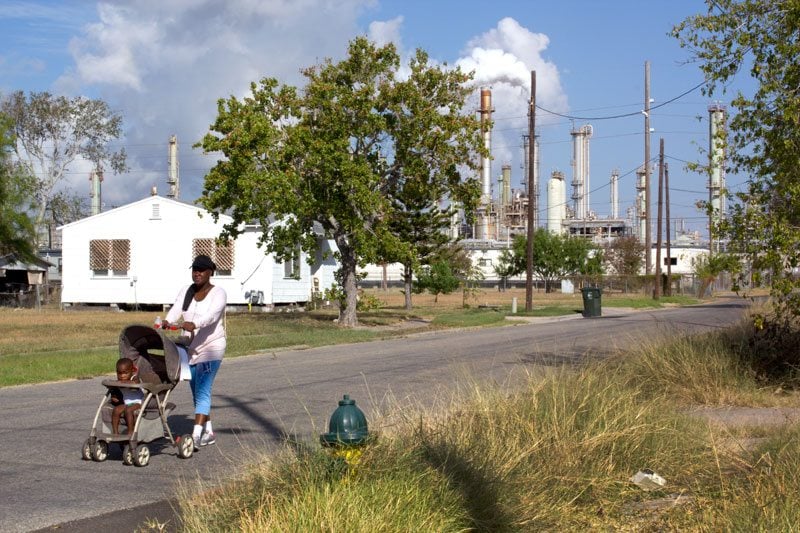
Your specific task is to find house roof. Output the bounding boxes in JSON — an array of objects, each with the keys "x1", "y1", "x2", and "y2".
[
  {"x1": 0, "y1": 254, "x2": 53, "y2": 272},
  {"x1": 56, "y1": 194, "x2": 231, "y2": 230}
]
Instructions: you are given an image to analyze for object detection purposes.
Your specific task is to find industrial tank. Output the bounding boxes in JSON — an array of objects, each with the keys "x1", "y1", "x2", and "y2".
[{"x1": 547, "y1": 171, "x2": 566, "y2": 234}]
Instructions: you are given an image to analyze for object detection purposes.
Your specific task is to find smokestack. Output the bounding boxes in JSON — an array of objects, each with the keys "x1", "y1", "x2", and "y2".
[
  {"x1": 167, "y1": 135, "x2": 180, "y2": 199},
  {"x1": 610, "y1": 168, "x2": 619, "y2": 219},
  {"x1": 89, "y1": 171, "x2": 103, "y2": 216},
  {"x1": 478, "y1": 87, "x2": 493, "y2": 239}
]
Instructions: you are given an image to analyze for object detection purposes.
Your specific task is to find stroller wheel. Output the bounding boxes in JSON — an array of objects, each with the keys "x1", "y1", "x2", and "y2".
[
  {"x1": 81, "y1": 438, "x2": 93, "y2": 461},
  {"x1": 90, "y1": 440, "x2": 108, "y2": 462},
  {"x1": 122, "y1": 444, "x2": 134, "y2": 466},
  {"x1": 176, "y1": 434, "x2": 194, "y2": 459},
  {"x1": 132, "y1": 444, "x2": 150, "y2": 467}
]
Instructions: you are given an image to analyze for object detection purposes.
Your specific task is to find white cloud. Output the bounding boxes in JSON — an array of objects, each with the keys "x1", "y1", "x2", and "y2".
[
  {"x1": 368, "y1": 16, "x2": 403, "y2": 48},
  {"x1": 50, "y1": 7, "x2": 567, "y2": 208},
  {"x1": 455, "y1": 17, "x2": 569, "y2": 190},
  {"x1": 55, "y1": 0, "x2": 372, "y2": 206}
]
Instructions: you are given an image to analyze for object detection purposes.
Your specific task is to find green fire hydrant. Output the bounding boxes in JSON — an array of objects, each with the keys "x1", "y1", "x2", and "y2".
[{"x1": 320, "y1": 394, "x2": 372, "y2": 467}]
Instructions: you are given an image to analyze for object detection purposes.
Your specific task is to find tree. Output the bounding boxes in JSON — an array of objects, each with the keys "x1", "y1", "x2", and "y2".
[
  {"x1": 1, "y1": 91, "x2": 126, "y2": 246},
  {"x1": 494, "y1": 249, "x2": 517, "y2": 291},
  {"x1": 693, "y1": 252, "x2": 741, "y2": 298},
  {"x1": 414, "y1": 260, "x2": 460, "y2": 303},
  {"x1": 673, "y1": 1, "x2": 800, "y2": 317},
  {"x1": 197, "y1": 38, "x2": 483, "y2": 327},
  {"x1": 603, "y1": 235, "x2": 644, "y2": 277},
  {"x1": 0, "y1": 114, "x2": 37, "y2": 260},
  {"x1": 506, "y1": 230, "x2": 596, "y2": 292},
  {"x1": 384, "y1": 181, "x2": 457, "y2": 310}
]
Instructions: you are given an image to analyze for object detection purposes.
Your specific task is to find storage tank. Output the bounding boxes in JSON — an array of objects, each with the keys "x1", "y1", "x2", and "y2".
[{"x1": 547, "y1": 170, "x2": 566, "y2": 234}]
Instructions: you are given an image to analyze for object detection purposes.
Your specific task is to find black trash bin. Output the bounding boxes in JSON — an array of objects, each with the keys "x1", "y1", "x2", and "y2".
[{"x1": 581, "y1": 287, "x2": 602, "y2": 318}]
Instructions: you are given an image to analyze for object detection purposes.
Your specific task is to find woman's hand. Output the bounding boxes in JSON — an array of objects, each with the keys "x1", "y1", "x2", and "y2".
[{"x1": 181, "y1": 321, "x2": 196, "y2": 332}]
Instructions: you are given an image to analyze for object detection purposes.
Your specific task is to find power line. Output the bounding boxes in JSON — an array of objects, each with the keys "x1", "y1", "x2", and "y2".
[{"x1": 535, "y1": 79, "x2": 709, "y2": 121}]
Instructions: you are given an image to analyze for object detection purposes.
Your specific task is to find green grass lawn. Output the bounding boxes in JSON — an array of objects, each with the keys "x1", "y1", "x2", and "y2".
[{"x1": 0, "y1": 293, "x2": 698, "y2": 387}]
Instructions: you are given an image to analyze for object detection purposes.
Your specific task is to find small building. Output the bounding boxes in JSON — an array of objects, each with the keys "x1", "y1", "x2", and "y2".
[
  {"x1": 0, "y1": 253, "x2": 53, "y2": 308},
  {"x1": 59, "y1": 195, "x2": 337, "y2": 309}
]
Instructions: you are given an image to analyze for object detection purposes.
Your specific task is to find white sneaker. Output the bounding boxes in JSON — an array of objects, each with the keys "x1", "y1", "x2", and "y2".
[
  {"x1": 200, "y1": 431, "x2": 216, "y2": 447},
  {"x1": 192, "y1": 434, "x2": 201, "y2": 451}
]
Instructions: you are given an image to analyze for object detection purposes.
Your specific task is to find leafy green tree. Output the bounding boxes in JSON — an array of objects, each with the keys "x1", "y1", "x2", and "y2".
[
  {"x1": 603, "y1": 235, "x2": 644, "y2": 277},
  {"x1": 674, "y1": 1, "x2": 800, "y2": 317},
  {"x1": 439, "y1": 244, "x2": 486, "y2": 308},
  {"x1": 0, "y1": 114, "x2": 36, "y2": 260},
  {"x1": 506, "y1": 230, "x2": 596, "y2": 292},
  {"x1": 414, "y1": 260, "x2": 460, "y2": 303},
  {"x1": 384, "y1": 179, "x2": 457, "y2": 310},
  {"x1": 494, "y1": 249, "x2": 517, "y2": 291},
  {"x1": 1, "y1": 92, "x2": 126, "y2": 246},
  {"x1": 48, "y1": 190, "x2": 89, "y2": 227},
  {"x1": 197, "y1": 38, "x2": 483, "y2": 327},
  {"x1": 693, "y1": 252, "x2": 741, "y2": 298}
]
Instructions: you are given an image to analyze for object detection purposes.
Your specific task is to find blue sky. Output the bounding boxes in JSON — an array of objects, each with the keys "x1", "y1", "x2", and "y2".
[{"x1": 0, "y1": 1, "x2": 751, "y2": 240}]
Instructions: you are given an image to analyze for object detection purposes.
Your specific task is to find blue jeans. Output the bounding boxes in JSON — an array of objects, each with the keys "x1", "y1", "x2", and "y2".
[{"x1": 189, "y1": 360, "x2": 222, "y2": 416}]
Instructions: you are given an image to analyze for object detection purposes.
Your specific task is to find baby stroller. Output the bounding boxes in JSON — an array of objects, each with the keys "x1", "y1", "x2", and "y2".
[{"x1": 81, "y1": 324, "x2": 194, "y2": 467}]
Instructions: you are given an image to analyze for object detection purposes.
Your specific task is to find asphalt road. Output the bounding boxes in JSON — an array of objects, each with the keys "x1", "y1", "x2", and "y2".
[{"x1": 1, "y1": 298, "x2": 749, "y2": 532}]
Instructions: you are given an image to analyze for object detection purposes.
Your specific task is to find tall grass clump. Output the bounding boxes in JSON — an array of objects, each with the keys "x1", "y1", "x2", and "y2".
[
  {"x1": 177, "y1": 364, "x2": 726, "y2": 531},
  {"x1": 608, "y1": 331, "x2": 765, "y2": 406},
  {"x1": 410, "y1": 368, "x2": 721, "y2": 530},
  {"x1": 721, "y1": 425, "x2": 800, "y2": 529},
  {"x1": 177, "y1": 444, "x2": 473, "y2": 532}
]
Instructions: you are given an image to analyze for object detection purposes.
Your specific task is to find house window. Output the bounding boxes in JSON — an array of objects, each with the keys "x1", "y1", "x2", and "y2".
[
  {"x1": 478, "y1": 258, "x2": 493, "y2": 267},
  {"x1": 663, "y1": 257, "x2": 677, "y2": 266},
  {"x1": 90, "y1": 239, "x2": 130, "y2": 277},
  {"x1": 284, "y1": 248, "x2": 301, "y2": 279},
  {"x1": 192, "y1": 239, "x2": 234, "y2": 276}
]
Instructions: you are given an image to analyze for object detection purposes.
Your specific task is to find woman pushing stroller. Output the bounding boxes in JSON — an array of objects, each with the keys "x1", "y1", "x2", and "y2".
[{"x1": 162, "y1": 254, "x2": 227, "y2": 450}]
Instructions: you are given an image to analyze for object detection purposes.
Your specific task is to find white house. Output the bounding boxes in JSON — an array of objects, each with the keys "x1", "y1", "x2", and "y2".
[{"x1": 59, "y1": 195, "x2": 337, "y2": 309}]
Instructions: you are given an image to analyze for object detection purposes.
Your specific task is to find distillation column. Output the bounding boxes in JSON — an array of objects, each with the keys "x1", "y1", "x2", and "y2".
[
  {"x1": 708, "y1": 104, "x2": 726, "y2": 251},
  {"x1": 635, "y1": 167, "x2": 647, "y2": 243},
  {"x1": 570, "y1": 124, "x2": 593, "y2": 220}
]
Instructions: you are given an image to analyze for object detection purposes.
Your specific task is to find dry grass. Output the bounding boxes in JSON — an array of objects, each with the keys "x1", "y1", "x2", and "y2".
[{"x1": 172, "y1": 311, "x2": 800, "y2": 531}]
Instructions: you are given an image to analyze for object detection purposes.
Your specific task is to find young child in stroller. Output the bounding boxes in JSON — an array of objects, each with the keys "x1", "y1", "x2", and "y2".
[
  {"x1": 82, "y1": 324, "x2": 195, "y2": 467},
  {"x1": 110, "y1": 358, "x2": 143, "y2": 435}
]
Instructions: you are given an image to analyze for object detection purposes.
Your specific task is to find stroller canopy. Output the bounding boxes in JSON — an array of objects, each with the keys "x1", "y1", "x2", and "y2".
[{"x1": 118, "y1": 325, "x2": 182, "y2": 384}]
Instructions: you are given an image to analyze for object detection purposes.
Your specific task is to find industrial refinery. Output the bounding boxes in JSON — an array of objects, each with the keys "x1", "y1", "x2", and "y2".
[{"x1": 459, "y1": 87, "x2": 726, "y2": 259}]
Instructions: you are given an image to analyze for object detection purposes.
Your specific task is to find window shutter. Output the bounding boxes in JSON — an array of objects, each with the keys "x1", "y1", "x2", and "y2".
[{"x1": 90, "y1": 240, "x2": 110, "y2": 269}]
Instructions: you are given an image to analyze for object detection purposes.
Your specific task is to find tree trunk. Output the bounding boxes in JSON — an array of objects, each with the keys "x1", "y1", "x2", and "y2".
[
  {"x1": 335, "y1": 238, "x2": 359, "y2": 327},
  {"x1": 403, "y1": 264, "x2": 413, "y2": 311}
]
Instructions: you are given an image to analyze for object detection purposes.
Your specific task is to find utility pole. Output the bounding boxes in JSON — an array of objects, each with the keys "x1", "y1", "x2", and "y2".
[
  {"x1": 644, "y1": 61, "x2": 652, "y2": 277},
  {"x1": 655, "y1": 138, "x2": 664, "y2": 299},
  {"x1": 665, "y1": 161, "x2": 672, "y2": 296},
  {"x1": 526, "y1": 70, "x2": 536, "y2": 312}
]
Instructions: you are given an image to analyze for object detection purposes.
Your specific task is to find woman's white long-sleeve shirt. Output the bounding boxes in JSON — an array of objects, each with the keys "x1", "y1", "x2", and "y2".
[{"x1": 165, "y1": 284, "x2": 227, "y2": 365}]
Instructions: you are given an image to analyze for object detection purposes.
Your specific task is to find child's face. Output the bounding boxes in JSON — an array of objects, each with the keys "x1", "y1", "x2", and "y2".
[{"x1": 117, "y1": 365, "x2": 133, "y2": 381}]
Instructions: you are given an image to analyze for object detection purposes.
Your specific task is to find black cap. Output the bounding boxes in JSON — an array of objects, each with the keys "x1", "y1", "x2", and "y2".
[{"x1": 191, "y1": 255, "x2": 216, "y2": 272}]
